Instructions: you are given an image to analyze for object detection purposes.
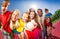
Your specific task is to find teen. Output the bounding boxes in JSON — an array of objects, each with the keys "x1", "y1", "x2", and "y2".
[
  {"x1": 10, "y1": 9, "x2": 20, "y2": 39},
  {"x1": 0, "y1": 1, "x2": 12, "y2": 39},
  {"x1": 17, "y1": 12, "x2": 29, "y2": 39},
  {"x1": 25, "y1": 11, "x2": 41, "y2": 39},
  {"x1": 44, "y1": 17, "x2": 52, "y2": 39}
]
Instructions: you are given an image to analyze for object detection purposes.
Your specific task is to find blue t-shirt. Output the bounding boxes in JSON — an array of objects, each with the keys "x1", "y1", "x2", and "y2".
[{"x1": 45, "y1": 13, "x2": 52, "y2": 17}]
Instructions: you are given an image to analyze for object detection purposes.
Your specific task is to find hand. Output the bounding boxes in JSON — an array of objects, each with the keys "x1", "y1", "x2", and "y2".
[
  {"x1": 0, "y1": 26, "x2": 3, "y2": 31},
  {"x1": 0, "y1": 27, "x2": 2, "y2": 31},
  {"x1": 40, "y1": 25, "x2": 43, "y2": 31}
]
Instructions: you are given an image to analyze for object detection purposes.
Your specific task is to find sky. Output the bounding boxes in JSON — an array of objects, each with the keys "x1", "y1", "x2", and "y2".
[{"x1": 0, "y1": 0, "x2": 60, "y2": 17}]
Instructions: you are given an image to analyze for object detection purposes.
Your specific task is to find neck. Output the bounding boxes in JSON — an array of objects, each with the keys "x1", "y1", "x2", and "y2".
[
  {"x1": 22, "y1": 19, "x2": 26, "y2": 23},
  {"x1": 46, "y1": 13, "x2": 48, "y2": 14},
  {"x1": 39, "y1": 15, "x2": 42, "y2": 17},
  {"x1": 30, "y1": 18, "x2": 33, "y2": 20},
  {"x1": 1, "y1": 11, "x2": 6, "y2": 14},
  {"x1": 2, "y1": 11, "x2": 4, "y2": 14}
]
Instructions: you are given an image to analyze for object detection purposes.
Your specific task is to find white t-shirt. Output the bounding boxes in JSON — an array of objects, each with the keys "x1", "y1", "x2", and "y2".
[
  {"x1": 38, "y1": 15, "x2": 44, "y2": 25},
  {"x1": 25, "y1": 20, "x2": 37, "y2": 31},
  {"x1": 26, "y1": 22, "x2": 34, "y2": 29}
]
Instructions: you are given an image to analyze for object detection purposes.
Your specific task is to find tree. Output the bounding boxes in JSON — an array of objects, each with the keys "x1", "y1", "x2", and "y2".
[{"x1": 51, "y1": 9, "x2": 60, "y2": 22}]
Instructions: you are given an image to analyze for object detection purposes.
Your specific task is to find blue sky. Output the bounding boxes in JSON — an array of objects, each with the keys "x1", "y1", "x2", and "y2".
[{"x1": 0, "y1": 0, "x2": 60, "y2": 17}]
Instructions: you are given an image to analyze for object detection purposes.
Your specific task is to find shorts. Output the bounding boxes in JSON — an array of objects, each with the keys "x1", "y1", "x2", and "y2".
[{"x1": 16, "y1": 32, "x2": 21, "y2": 34}]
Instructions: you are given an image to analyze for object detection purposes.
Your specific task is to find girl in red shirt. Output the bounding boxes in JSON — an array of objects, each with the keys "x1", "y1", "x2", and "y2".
[{"x1": 44, "y1": 17, "x2": 52, "y2": 39}]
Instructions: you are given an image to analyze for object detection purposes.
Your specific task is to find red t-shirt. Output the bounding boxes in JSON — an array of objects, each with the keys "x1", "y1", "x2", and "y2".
[
  {"x1": 0, "y1": 11, "x2": 12, "y2": 33},
  {"x1": 44, "y1": 19, "x2": 51, "y2": 27}
]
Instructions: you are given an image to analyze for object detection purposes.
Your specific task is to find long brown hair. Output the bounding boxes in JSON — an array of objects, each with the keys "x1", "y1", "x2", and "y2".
[{"x1": 28, "y1": 11, "x2": 40, "y2": 26}]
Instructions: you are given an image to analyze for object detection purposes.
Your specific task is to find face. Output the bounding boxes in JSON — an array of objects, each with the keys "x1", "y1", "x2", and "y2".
[
  {"x1": 45, "y1": 10, "x2": 48, "y2": 14},
  {"x1": 38, "y1": 10, "x2": 42, "y2": 16},
  {"x1": 22, "y1": 13, "x2": 28, "y2": 22},
  {"x1": 1, "y1": 1, "x2": 9, "y2": 13},
  {"x1": 29, "y1": 12, "x2": 35, "y2": 19},
  {"x1": 1, "y1": 5, "x2": 8, "y2": 13},
  {"x1": 11, "y1": 10, "x2": 19, "y2": 22},
  {"x1": 46, "y1": 18, "x2": 50, "y2": 23}
]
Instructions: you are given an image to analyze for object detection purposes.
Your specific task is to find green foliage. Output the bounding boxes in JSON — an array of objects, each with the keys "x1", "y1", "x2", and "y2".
[
  {"x1": 0, "y1": 22, "x2": 1, "y2": 28},
  {"x1": 51, "y1": 9, "x2": 60, "y2": 22}
]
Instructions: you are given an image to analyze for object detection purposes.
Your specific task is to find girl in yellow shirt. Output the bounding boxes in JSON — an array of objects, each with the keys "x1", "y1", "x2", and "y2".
[{"x1": 17, "y1": 12, "x2": 29, "y2": 39}]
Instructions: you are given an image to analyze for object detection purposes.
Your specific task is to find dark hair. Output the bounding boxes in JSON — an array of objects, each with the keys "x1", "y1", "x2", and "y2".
[
  {"x1": 46, "y1": 17, "x2": 52, "y2": 27},
  {"x1": 37, "y1": 9, "x2": 42, "y2": 12},
  {"x1": 37, "y1": 8, "x2": 43, "y2": 14},
  {"x1": 45, "y1": 8, "x2": 48, "y2": 11}
]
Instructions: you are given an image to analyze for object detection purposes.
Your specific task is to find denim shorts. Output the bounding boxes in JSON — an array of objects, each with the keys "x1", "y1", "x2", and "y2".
[{"x1": 16, "y1": 32, "x2": 21, "y2": 34}]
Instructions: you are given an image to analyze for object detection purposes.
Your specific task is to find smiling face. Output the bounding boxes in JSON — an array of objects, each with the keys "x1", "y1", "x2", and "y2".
[
  {"x1": 37, "y1": 9, "x2": 42, "y2": 17},
  {"x1": 22, "y1": 13, "x2": 28, "y2": 22},
  {"x1": 45, "y1": 10, "x2": 48, "y2": 14},
  {"x1": 1, "y1": 5, "x2": 8, "y2": 13},
  {"x1": 37, "y1": 9, "x2": 43, "y2": 17},
  {"x1": 46, "y1": 17, "x2": 50, "y2": 23},
  {"x1": 29, "y1": 12, "x2": 35, "y2": 19},
  {"x1": 1, "y1": 1, "x2": 10, "y2": 13},
  {"x1": 45, "y1": 9, "x2": 49, "y2": 14},
  {"x1": 11, "y1": 10, "x2": 19, "y2": 22}
]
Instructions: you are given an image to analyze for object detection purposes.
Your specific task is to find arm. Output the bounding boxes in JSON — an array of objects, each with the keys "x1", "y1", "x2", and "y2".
[
  {"x1": 24, "y1": 23, "x2": 32, "y2": 31},
  {"x1": 24, "y1": 25, "x2": 31, "y2": 31},
  {"x1": 0, "y1": 23, "x2": 3, "y2": 31}
]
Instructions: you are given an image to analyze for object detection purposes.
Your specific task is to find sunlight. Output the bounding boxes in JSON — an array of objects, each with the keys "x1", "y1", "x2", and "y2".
[{"x1": 30, "y1": 3, "x2": 38, "y2": 9}]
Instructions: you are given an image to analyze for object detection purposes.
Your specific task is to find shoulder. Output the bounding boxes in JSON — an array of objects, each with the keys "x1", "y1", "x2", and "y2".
[
  {"x1": 6, "y1": 11, "x2": 12, "y2": 15},
  {"x1": 49, "y1": 13, "x2": 52, "y2": 15}
]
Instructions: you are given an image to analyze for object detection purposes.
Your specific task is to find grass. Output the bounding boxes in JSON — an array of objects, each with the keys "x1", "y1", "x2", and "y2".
[{"x1": 52, "y1": 18, "x2": 60, "y2": 23}]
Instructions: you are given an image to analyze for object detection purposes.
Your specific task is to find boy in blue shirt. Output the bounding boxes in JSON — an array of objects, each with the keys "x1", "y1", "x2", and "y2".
[
  {"x1": 45, "y1": 8, "x2": 52, "y2": 17},
  {"x1": 44, "y1": 8, "x2": 52, "y2": 39}
]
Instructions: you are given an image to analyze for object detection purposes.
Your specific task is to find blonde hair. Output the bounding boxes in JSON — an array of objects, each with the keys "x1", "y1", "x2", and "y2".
[
  {"x1": 22, "y1": 12, "x2": 29, "y2": 17},
  {"x1": 12, "y1": 9, "x2": 20, "y2": 15}
]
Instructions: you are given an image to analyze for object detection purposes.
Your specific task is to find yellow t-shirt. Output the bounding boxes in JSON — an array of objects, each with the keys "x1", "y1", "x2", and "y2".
[{"x1": 17, "y1": 19, "x2": 25, "y2": 32}]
